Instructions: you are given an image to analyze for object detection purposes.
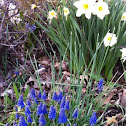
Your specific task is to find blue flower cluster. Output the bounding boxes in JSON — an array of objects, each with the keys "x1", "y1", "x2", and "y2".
[
  {"x1": 6, "y1": 89, "x2": 78, "y2": 126},
  {"x1": 6, "y1": 82, "x2": 101, "y2": 126},
  {"x1": 26, "y1": 23, "x2": 36, "y2": 32}
]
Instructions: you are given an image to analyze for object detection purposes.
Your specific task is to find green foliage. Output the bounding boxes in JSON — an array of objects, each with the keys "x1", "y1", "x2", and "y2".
[{"x1": 36, "y1": 0, "x2": 126, "y2": 80}]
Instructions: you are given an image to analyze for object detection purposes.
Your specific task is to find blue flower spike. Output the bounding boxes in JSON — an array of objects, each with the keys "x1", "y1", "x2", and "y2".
[
  {"x1": 39, "y1": 114, "x2": 46, "y2": 125},
  {"x1": 64, "y1": 100, "x2": 70, "y2": 110},
  {"x1": 13, "y1": 123, "x2": 18, "y2": 126},
  {"x1": 30, "y1": 88, "x2": 36, "y2": 99},
  {"x1": 34, "y1": 97, "x2": 38, "y2": 104},
  {"x1": 6, "y1": 123, "x2": 9, "y2": 126},
  {"x1": 41, "y1": 90, "x2": 47, "y2": 101},
  {"x1": 26, "y1": 23, "x2": 36, "y2": 32},
  {"x1": 36, "y1": 102, "x2": 43, "y2": 116},
  {"x1": 25, "y1": 105, "x2": 31, "y2": 116},
  {"x1": 72, "y1": 108, "x2": 78, "y2": 119},
  {"x1": 73, "y1": 124, "x2": 77, "y2": 126},
  {"x1": 39, "y1": 122, "x2": 45, "y2": 126},
  {"x1": 15, "y1": 112, "x2": 20, "y2": 119},
  {"x1": 58, "y1": 91, "x2": 63, "y2": 103},
  {"x1": 60, "y1": 96, "x2": 66, "y2": 108},
  {"x1": 26, "y1": 99, "x2": 31, "y2": 106},
  {"x1": 97, "y1": 79, "x2": 104, "y2": 93},
  {"x1": 52, "y1": 91, "x2": 58, "y2": 101},
  {"x1": 89, "y1": 112, "x2": 97, "y2": 126},
  {"x1": 27, "y1": 115, "x2": 32, "y2": 123},
  {"x1": 58, "y1": 108, "x2": 67, "y2": 124},
  {"x1": 67, "y1": 124, "x2": 70, "y2": 126},
  {"x1": 42, "y1": 104, "x2": 47, "y2": 114},
  {"x1": 17, "y1": 95, "x2": 25, "y2": 109},
  {"x1": 19, "y1": 115, "x2": 27, "y2": 126},
  {"x1": 48, "y1": 105, "x2": 56, "y2": 120},
  {"x1": 15, "y1": 71, "x2": 19, "y2": 75},
  {"x1": 38, "y1": 91, "x2": 42, "y2": 99}
]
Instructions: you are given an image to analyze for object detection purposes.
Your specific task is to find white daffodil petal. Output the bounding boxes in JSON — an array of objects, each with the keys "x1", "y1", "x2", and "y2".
[
  {"x1": 74, "y1": 0, "x2": 94, "y2": 19},
  {"x1": 76, "y1": 9, "x2": 84, "y2": 17},
  {"x1": 73, "y1": 1, "x2": 82, "y2": 8},
  {"x1": 120, "y1": 48, "x2": 126, "y2": 62},
  {"x1": 85, "y1": 12, "x2": 91, "y2": 19}
]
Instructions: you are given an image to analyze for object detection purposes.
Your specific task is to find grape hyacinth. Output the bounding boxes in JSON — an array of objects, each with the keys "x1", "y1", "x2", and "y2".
[
  {"x1": 39, "y1": 114, "x2": 46, "y2": 125},
  {"x1": 52, "y1": 91, "x2": 58, "y2": 101},
  {"x1": 58, "y1": 108, "x2": 67, "y2": 124},
  {"x1": 26, "y1": 23, "x2": 36, "y2": 32},
  {"x1": 26, "y1": 99, "x2": 31, "y2": 106},
  {"x1": 25, "y1": 105, "x2": 31, "y2": 116},
  {"x1": 36, "y1": 102, "x2": 43, "y2": 116},
  {"x1": 15, "y1": 112, "x2": 20, "y2": 119},
  {"x1": 64, "y1": 100, "x2": 70, "y2": 110},
  {"x1": 73, "y1": 124, "x2": 77, "y2": 126},
  {"x1": 67, "y1": 124, "x2": 70, "y2": 126},
  {"x1": 60, "y1": 96, "x2": 66, "y2": 108},
  {"x1": 13, "y1": 123, "x2": 18, "y2": 126},
  {"x1": 48, "y1": 105, "x2": 56, "y2": 120},
  {"x1": 6, "y1": 123, "x2": 9, "y2": 126},
  {"x1": 38, "y1": 91, "x2": 41, "y2": 99},
  {"x1": 89, "y1": 112, "x2": 97, "y2": 126},
  {"x1": 34, "y1": 97, "x2": 38, "y2": 104},
  {"x1": 30, "y1": 88, "x2": 36, "y2": 99},
  {"x1": 19, "y1": 115, "x2": 27, "y2": 126},
  {"x1": 27, "y1": 115, "x2": 32, "y2": 123},
  {"x1": 97, "y1": 79, "x2": 104, "y2": 93},
  {"x1": 42, "y1": 104, "x2": 47, "y2": 114},
  {"x1": 72, "y1": 108, "x2": 78, "y2": 119},
  {"x1": 13, "y1": 122, "x2": 18, "y2": 126},
  {"x1": 41, "y1": 90, "x2": 47, "y2": 101},
  {"x1": 58, "y1": 91, "x2": 63, "y2": 103},
  {"x1": 17, "y1": 95, "x2": 25, "y2": 109},
  {"x1": 15, "y1": 71, "x2": 19, "y2": 75}
]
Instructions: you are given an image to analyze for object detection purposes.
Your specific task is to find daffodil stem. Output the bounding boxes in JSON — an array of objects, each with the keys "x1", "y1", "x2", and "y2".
[{"x1": 99, "y1": 46, "x2": 109, "y2": 75}]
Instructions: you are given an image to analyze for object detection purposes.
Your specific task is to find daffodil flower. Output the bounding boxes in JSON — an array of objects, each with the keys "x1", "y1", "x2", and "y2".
[
  {"x1": 120, "y1": 48, "x2": 126, "y2": 62},
  {"x1": 48, "y1": 10, "x2": 57, "y2": 23},
  {"x1": 121, "y1": 12, "x2": 126, "y2": 21},
  {"x1": 103, "y1": 33, "x2": 117, "y2": 47},
  {"x1": 73, "y1": 0, "x2": 95, "y2": 19},
  {"x1": 63, "y1": 7, "x2": 70, "y2": 20},
  {"x1": 93, "y1": 0, "x2": 110, "y2": 20}
]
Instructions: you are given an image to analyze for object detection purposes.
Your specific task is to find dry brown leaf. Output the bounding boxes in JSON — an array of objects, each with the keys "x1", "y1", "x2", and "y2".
[
  {"x1": 54, "y1": 61, "x2": 68, "y2": 71},
  {"x1": 120, "y1": 89, "x2": 126, "y2": 108},
  {"x1": 82, "y1": 88, "x2": 87, "y2": 94},
  {"x1": 106, "y1": 116, "x2": 118, "y2": 125},
  {"x1": 80, "y1": 74, "x2": 88, "y2": 80},
  {"x1": 62, "y1": 71, "x2": 71, "y2": 76},
  {"x1": 104, "y1": 92, "x2": 114, "y2": 105},
  {"x1": 26, "y1": 76, "x2": 39, "y2": 89}
]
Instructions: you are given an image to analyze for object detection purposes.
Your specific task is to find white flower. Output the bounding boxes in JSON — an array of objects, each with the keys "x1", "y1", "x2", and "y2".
[
  {"x1": 121, "y1": 12, "x2": 126, "y2": 21},
  {"x1": 31, "y1": 4, "x2": 37, "y2": 10},
  {"x1": 120, "y1": 48, "x2": 126, "y2": 62},
  {"x1": 0, "y1": 0, "x2": 4, "y2": 6},
  {"x1": 73, "y1": 0, "x2": 95, "y2": 19},
  {"x1": 63, "y1": 7, "x2": 70, "y2": 16},
  {"x1": 8, "y1": 3, "x2": 18, "y2": 17},
  {"x1": 103, "y1": 33, "x2": 117, "y2": 47},
  {"x1": 93, "y1": 0, "x2": 110, "y2": 20},
  {"x1": 10, "y1": 14, "x2": 22, "y2": 24},
  {"x1": 48, "y1": 10, "x2": 57, "y2": 20}
]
